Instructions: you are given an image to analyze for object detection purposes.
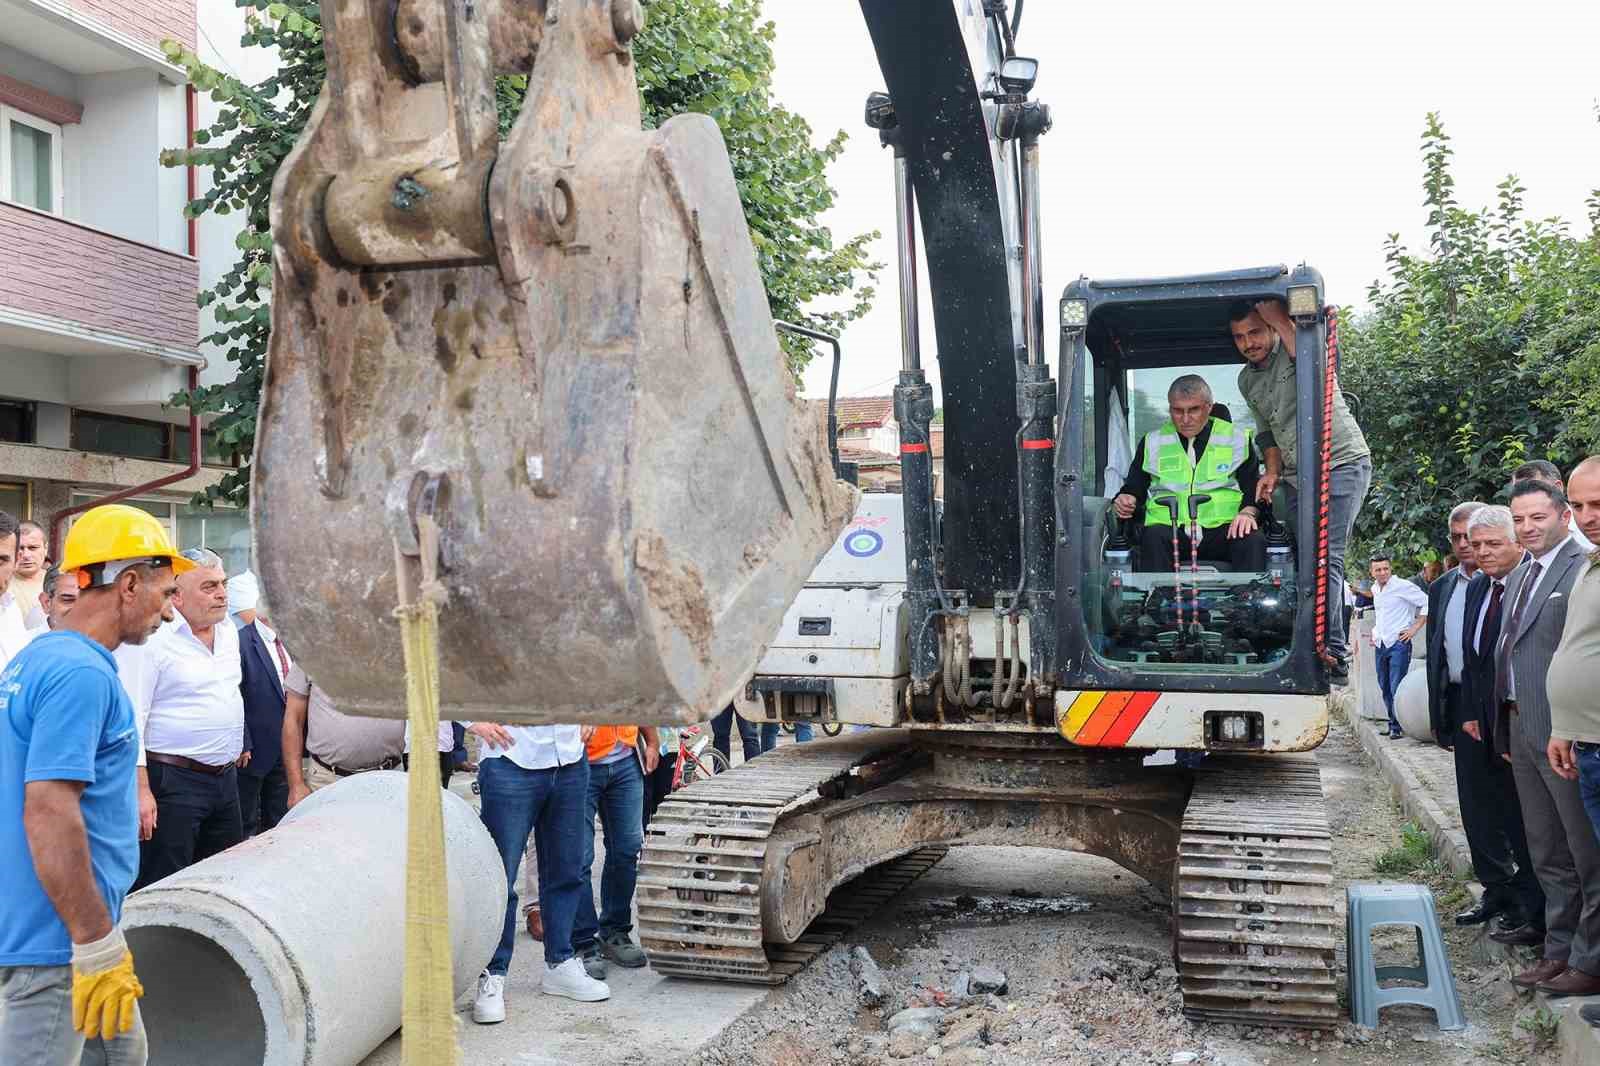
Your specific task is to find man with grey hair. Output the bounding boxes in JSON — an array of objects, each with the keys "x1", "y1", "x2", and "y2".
[
  {"x1": 1454, "y1": 505, "x2": 1546, "y2": 934},
  {"x1": 130, "y1": 548, "x2": 250, "y2": 889},
  {"x1": 1112, "y1": 373, "x2": 1266, "y2": 571},
  {"x1": 1428, "y1": 501, "x2": 1485, "y2": 752}
]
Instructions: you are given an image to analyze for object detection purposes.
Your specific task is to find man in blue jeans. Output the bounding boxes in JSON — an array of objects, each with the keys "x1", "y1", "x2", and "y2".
[
  {"x1": 466, "y1": 721, "x2": 607, "y2": 1023},
  {"x1": 572, "y1": 725, "x2": 656, "y2": 978},
  {"x1": 1367, "y1": 555, "x2": 1429, "y2": 738}
]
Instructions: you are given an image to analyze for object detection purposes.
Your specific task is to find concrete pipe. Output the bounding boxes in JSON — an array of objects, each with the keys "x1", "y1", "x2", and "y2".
[
  {"x1": 123, "y1": 772, "x2": 506, "y2": 1066},
  {"x1": 1394, "y1": 668, "x2": 1433, "y2": 742}
]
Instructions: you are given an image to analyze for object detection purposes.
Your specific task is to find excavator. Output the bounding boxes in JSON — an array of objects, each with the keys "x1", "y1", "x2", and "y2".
[{"x1": 260, "y1": 0, "x2": 1342, "y2": 1032}]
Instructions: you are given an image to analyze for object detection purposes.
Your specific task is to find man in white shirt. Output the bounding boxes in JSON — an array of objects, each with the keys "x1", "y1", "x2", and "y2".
[
  {"x1": 0, "y1": 511, "x2": 28, "y2": 670},
  {"x1": 1369, "y1": 555, "x2": 1429, "y2": 738},
  {"x1": 7, "y1": 519, "x2": 48, "y2": 629},
  {"x1": 131, "y1": 548, "x2": 249, "y2": 890},
  {"x1": 464, "y1": 721, "x2": 609, "y2": 1023}
]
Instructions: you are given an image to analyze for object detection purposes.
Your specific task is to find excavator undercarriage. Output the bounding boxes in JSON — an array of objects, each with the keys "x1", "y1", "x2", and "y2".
[{"x1": 639, "y1": 732, "x2": 1339, "y2": 1029}]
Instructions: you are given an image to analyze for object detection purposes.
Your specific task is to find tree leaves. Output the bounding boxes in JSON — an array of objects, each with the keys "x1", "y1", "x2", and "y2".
[
  {"x1": 1341, "y1": 113, "x2": 1600, "y2": 569},
  {"x1": 162, "y1": 0, "x2": 877, "y2": 507}
]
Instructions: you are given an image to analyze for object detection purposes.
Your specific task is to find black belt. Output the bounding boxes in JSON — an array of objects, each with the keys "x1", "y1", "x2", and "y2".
[
  {"x1": 311, "y1": 753, "x2": 402, "y2": 777},
  {"x1": 147, "y1": 751, "x2": 231, "y2": 776}
]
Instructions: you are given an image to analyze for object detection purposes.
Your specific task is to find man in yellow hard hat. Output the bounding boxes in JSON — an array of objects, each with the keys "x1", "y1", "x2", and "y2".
[{"x1": 0, "y1": 504, "x2": 188, "y2": 1065}]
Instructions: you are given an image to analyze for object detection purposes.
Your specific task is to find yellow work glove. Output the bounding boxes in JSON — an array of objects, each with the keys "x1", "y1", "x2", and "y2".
[{"x1": 70, "y1": 927, "x2": 144, "y2": 1039}]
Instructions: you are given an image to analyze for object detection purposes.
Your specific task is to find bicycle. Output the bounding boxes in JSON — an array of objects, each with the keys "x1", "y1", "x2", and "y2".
[{"x1": 671, "y1": 724, "x2": 730, "y2": 788}]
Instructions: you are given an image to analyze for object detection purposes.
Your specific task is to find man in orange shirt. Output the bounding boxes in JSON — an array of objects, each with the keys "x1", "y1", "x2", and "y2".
[{"x1": 571, "y1": 724, "x2": 657, "y2": 977}]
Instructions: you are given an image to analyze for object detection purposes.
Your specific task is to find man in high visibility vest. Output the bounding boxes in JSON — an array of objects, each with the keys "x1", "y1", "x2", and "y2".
[{"x1": 1112, "y1": 374, "x2": 1267, "y2": 571}]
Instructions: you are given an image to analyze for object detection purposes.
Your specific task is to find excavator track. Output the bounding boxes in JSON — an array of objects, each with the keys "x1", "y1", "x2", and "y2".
[
  {"x1": 639, "y1": 733, "x2": 940, "y2": 983},
  {"x1": 1174, "y1": 754, "x2": 1340, "y2": 1029}
]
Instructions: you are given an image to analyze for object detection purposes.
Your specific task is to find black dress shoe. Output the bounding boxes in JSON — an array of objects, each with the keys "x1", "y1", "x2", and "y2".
[
  {"x1": 1456, "y1": 899, "x2": 1508, "y2": 926},
  {"x1": 1490, "y1": 922, "x2": 1546, "y2": 947}
]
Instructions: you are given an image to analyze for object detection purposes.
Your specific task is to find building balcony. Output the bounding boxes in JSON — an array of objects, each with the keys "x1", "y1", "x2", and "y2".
[
  {"x1": 0, "y1": 0, "x2": 193, "y2": 81},
  {"x1": 0, "y1": 199, "x2": 200, "y2": 365}
]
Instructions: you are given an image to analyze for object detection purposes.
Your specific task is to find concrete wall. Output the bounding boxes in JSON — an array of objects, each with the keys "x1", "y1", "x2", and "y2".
[{"x1": 0, "y1": 40, "x2": 76, "y2": 100}]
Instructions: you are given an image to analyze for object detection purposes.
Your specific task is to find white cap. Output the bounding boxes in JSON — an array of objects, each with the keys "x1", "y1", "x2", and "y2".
[{"x1": 227, "y1": 569, "x2": 260, "y2": 614}]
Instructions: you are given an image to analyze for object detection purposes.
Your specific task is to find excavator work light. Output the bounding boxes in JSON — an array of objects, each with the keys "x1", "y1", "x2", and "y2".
[
  {"x1": 1286, "y1": 284, "x2": 1320, "y2": 318},
  {"x1": 1060, "y1": 298, "x2": 1088, "y2": 330},
  {"x1": 999, "y1": 56, "x2": 1039, "y2": 95}
]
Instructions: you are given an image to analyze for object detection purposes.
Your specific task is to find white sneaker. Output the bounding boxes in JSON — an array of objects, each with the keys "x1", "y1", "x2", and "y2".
[
  {"x1": 472, "y1": 970, "x2": 506, "y2": 1024},
  {"x1": 542, "y1": 957, "x2": 611, "y2": 1002}
]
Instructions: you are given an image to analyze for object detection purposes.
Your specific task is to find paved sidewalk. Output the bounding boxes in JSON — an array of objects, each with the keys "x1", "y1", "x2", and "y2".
[{"x1": 1345, "y1": 616, "x2": 1600, "y2": 1064}]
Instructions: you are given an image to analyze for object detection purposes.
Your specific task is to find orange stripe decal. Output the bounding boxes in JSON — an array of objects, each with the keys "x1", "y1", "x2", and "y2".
[
  {"x1": 1076, "y1": 691, "x2": 1135, "y2": 746},
  {"x1": 901, "y1": 443, "x2": 929, "y2": 454},
  {"x1": 1021, "y1": 439, "x2": 1054, "y2": 450},
  {"x1": 1099, "y1": 691, "x2": 1161, "y2": 748}
]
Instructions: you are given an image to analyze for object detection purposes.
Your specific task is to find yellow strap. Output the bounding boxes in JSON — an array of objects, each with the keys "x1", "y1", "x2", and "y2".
[{"x1": 394, "y1": 515, "x2": 458, "y2": 1066}]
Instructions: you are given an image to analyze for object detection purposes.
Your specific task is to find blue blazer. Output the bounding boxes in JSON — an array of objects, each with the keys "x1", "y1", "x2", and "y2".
[{"x1": 237, "y1": 618, "x2": 287, "y2": 778}]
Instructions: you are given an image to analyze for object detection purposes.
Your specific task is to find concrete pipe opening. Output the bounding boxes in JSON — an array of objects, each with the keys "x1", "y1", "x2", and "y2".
[
  {"x1": 125, "y1": 925, "x2": 268, "y2": 1066},
  {"x1": 123, "y1": 771, "x2": 506, "y2": 1066}
]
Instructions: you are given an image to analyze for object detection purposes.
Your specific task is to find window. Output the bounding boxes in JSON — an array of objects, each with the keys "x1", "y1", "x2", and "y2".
[
  {"x1": 0, "y1": 482, "x2": 29, "y2": 520},
  {"x1": 0, "y1": 398, "x2": 35, "y2": 444},
  {"x1": 72, "y1": 411, "x2": 237, "y2": 468},
  {"x1": 1, "y1": 107, "x2": 64, "y2": 214}
]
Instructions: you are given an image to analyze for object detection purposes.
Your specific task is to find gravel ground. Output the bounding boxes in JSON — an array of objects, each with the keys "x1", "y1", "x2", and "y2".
[{"x1": 680, "y1": 712, "x2": 1559, "y2": 1066}]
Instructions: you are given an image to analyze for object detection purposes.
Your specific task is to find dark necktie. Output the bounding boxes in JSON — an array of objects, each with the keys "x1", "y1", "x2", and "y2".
[
  {"x1": 274, "y1": 636, "x2": 290, "y2": 680},
  {"x1": 1476, "y1": 580, "x2": 1504, "y2": 657},
  {"x1": 1493, "y1": 563, "x2": 1541, "y2": 705}
]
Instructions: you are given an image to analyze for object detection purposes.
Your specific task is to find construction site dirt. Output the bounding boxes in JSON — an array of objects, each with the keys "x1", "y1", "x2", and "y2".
[{"x1": 359, "y1": 710, "x2": 1555, "y2": 1066}]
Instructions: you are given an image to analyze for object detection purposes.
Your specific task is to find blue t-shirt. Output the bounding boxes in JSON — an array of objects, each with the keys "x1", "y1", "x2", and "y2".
[{"x1": 0, "y1": 630, "x2": 140, "y2": 966}]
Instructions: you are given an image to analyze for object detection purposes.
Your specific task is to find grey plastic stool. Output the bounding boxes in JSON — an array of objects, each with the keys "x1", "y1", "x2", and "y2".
[{"x1": 1346, "y1": 882, "x2": 1465, "y2": 1031}]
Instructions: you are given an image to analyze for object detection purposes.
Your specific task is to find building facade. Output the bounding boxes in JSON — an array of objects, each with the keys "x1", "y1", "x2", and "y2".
[{"x1": 0, "y1": 0, "x2": 263, "y2": 573}]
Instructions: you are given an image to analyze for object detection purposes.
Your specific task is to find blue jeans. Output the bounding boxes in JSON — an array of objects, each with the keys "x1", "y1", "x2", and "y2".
[
  {"x1": 758, "y1": 722, "x2": 813, "y2": 752},
  {"x1": 1375, "y1": 639, "x2": 1412, "y2": 732},
  {"x1": 711, "y1": 705, "x2": 759, "y2": 764},
  {"x1": 477, "y1": 754, "x2": 589, "y2": 973},
  {"x1": 572, "y1": 755, "x2": 645, "y2": 952},
  {"x1": 1577, "y1": 743, "x2": 1600, "y2": 848},
  {"x1": 1286, "y1": 456, "x2": 1371, "y2": 661}
]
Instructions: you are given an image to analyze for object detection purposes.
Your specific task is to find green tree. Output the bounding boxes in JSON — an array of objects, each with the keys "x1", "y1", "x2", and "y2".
[
  {"x1": 162, "y1": 0, "x2": 877, "y2": 507},
  {"x1": 1340, "y1": 112, "x2": 1600, "y2": 569}
]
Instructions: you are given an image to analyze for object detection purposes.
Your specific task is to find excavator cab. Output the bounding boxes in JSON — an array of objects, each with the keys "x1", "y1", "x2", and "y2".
[{"x1": 1058, "y1": 265, "x2": 1333, "y2": 702}]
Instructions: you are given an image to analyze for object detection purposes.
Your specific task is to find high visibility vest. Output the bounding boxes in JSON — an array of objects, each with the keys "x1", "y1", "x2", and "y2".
[{"x1": 1142, "y1": 417, "x2": 1251, "y2": 529}]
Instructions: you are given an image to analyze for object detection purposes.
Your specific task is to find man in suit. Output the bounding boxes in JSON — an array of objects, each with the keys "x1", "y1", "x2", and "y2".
[
  {"x1": 1428, "y1": 501, "x2": 1484, "y2": 747},
  {"x1": 1492, "y1": 480, "x2": 1600, "y2": 996},
  {"x1": 1452, "y1": 505, "x2": 1544, "y2": 932},
  {"x1": 231, "y1": 571, "x2": 291, "y2": 837}
]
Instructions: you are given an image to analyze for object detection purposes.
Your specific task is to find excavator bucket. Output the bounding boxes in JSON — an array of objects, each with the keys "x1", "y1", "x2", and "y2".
[{"x1": 256, "y1": 0, "x2": 854, "y2": 724}]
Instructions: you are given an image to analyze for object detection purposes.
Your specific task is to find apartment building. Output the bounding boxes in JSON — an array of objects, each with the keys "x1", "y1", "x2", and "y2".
[{"x1": 0, "y1": 0, "x2": 259, "y2": 573}]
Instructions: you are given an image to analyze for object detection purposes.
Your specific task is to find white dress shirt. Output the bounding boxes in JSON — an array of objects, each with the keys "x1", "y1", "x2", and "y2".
[
  {"x1": 0, "y1": 590, "x2": 29, "y2": 671},
  {"x1": 474, "y1": 724, "x2": 585, "y2": 771},
  {"x1": 133, "y1": 615, "x2": 246, "y2": 766},
  {"x1": 1503, "y1": 537, "x2": 1572, "y2": 700},
  {"x1": 1442, "y1": 574, "x2": 1472, "y2": 683},
  {"x1": 1472, "y1": 574, "x2": 1509, "y2": 654},
  {"x1": 1372, "y1": 576, "x2": 1429, "y2": 647}
]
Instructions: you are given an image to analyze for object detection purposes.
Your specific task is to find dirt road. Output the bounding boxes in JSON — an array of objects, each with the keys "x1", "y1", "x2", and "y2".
[{"x1": 683, "y1": 715, "x2": 1558, "y2": 1066}]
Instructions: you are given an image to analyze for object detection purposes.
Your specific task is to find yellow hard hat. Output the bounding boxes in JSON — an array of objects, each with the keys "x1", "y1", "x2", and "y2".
[{"x1": 60, "y1": 504, "x2": 196, "y2": 582}]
